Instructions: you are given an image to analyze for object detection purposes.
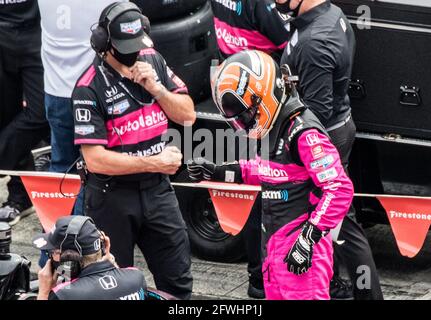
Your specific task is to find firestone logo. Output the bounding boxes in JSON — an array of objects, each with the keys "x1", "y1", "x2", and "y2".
[
  {"x1": 31, "y1": 191, "x2": 75, "y2": 199},
  {"x1": 211, "y1": 190, "x2": 255, "y2": 201},
  {"x1": 390, "y1": 210, "x2": 431, "y2": 221}
]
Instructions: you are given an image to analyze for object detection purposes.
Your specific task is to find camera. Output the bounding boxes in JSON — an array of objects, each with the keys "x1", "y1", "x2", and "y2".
[{"x1": 0, "y1": 222, "x2": 35, "y2": 300}]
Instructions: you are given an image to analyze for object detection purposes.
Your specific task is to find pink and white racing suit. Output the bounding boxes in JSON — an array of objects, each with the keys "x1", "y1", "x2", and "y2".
[{"x1": 239, "y1": 109, "x2": 353, "y2": 300}]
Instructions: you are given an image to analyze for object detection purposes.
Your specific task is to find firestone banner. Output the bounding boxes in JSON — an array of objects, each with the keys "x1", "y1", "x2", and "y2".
[
  {"x1": 0, "y1": 171, "x2": 82, "y2": 232},
  {"x1": 377, "y1": 196, "x2": 431, "y2": 258},
  {"x1": 1, "y1": 171, "x2": 429, "y2": 257}
]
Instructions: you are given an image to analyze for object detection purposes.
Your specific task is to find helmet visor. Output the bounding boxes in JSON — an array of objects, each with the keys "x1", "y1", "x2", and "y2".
[{"x1": 224, "y1": 102, "x2": 259, "y2": 132}]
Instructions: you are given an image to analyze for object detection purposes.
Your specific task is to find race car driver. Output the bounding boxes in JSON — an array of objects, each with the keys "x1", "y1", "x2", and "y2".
[
  {"x1": 187, "y1": 50, "x2": 353, "y2": 299},
  {"x1": 72, "y1": 2, "x2": 195, "y2": 299}
]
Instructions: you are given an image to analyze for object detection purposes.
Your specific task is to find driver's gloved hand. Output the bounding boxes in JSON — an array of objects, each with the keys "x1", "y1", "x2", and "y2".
[
  {"x1": 284, "y1": 221, "x2": 327, "y2": 275},
  {"x1": 187, "y1": 158, "x2": 243, "y2": 183},
  {"x1": 187, "y1": 158, "x2": 217, "y2": 182}
]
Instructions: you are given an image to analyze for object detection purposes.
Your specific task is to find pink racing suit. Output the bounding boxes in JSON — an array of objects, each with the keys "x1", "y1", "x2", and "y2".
[{"x1": 239, "y1": 109, "x2": 354, "y2": 300}]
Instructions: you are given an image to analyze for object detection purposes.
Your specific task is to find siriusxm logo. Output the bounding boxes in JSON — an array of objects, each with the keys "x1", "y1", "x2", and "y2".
[
  {"x1": 119, "y1": 288, "x2": 146, "y2": 300},
  {"x1": 215, "y1": 0, "x2": 242, "y2": 15},
  {"x1": 262, "y1": 190, "x2": 289, "y2": 202}
]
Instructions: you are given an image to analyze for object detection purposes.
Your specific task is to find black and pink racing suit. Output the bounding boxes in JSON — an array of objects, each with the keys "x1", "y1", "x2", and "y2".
[{"x1": 239, "y1": 109, "x2": 353, "y2": 299}]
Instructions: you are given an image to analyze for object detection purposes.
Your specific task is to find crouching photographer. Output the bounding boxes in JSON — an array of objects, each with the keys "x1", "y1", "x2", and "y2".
[{"x1": 33, "y1": 216, "x2": 147, "y2": 300}]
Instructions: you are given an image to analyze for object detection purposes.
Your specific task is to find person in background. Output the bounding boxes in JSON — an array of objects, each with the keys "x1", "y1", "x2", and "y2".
[
  {"x1": 0, "y1": 0, "x2": 50, "y2": 225},
  {"x1": 34, "y1": 216, "x2": 147, "y2": 300},
  {"x1": 275, "y1": 0, "x2": 383, "y2": 299},
  {"x1": 211, "y1": 0, "x2": 290, "y2": 63},
  {"x1": 37, "y1": 0, "x2": 129, "y2": 216},
  {"x1": 73, "y1": 2, "x2": 195, "y2": 299},
  {"x1": 209, "y1": 0, "x2": 291, "y2": 298}
]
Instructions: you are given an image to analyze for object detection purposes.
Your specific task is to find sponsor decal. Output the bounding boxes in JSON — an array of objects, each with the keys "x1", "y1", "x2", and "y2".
[
  {"x1": 167, "y1": 66, "x2": 186, "y2": 88},
  {"x1": 75, "y1": 125, "x2": 95, "y2": 136},
  {"x1": 215, "y1": 27, "x2": 248, "y2": 47},
  {"x1": 99, "y1": 275, "x2": 118, "y2": 290},
  {"x1": 214, "y1": 0, "x2": 242, "y2": 15},
  {"x1": 236, "y1": 70, "x2": 248, "y2": 96},
  {"x1": 107, "y1": 100, "x2": 130, "y2": 115},
  {"x1": 225, "y1": 170, "x2": 235, "y2": 183},
  {"x1": 276, "y1": 138, "x2": 284, "y2": 156},
  {"x1": 120, "y1": 288, "x2": 146, "y2": 300},
  {"x1": 311, "y1": 145, "x2": 325, "y2": 159},
  {"x1": 258, "y1": 164, "x2": 288, "y2": 178},
  {"x1": 323, "y1": 181, "x2": 342, "y2": 191},
  {"x1": 310, "y1": 155, "x2": 334, "y2": 170},
  {"x1": 30, "y1": 191, "x2": 75, "y2": 199},
  {"x1": 306, "y1": 133, "x2": 320, "y2": 146},
  {"x1": 287, "y1": 123, "x2": 304, "y2": 142},
  {"x1": 0, "y1": 0, "x2": 28, "y2": 4},
  {"x1": 75, "y1": 108, "x2": 91, "y2": 122},
  {"x1": 262, "y1": 190, "x2": 289, "y2": 202},
  {"x1": 110, "y1": 111, "x2": 166, "y2": 137},
  {"x1": 389, "y1": 210, "x2": 431, "y2": 221},
  {"x1": 120, "y1": 19, "x2": 142, "y2": 35},
  {"x1": 340, "y1": 18, "x2": 347, "y2": 33},
  {"x1": 73, "y1": 100, "x2": 96, "y2": 107},
  {"x1": 93, "y1": 238, "x2": 101, "y2": 251},
  {"x1": 33, "y1": 237, "x2": 47, "y2": 249},
  {"x1": 105, "y1": 92, "x2": 126, "y2": 103},
  {"x1": 292, "y1": 251, "x2": 306, "y2": 264},
  {"x1": 317, "y1": 167, "x2": 338, "y2": 183},
  {"x1": 125, "y1": 141, "x2": 166, "y2": 157},
  {"x1": 105, "y1": 86, "x2": 119, "y2": 98},
  {"x1": 211, "y1": 190, "x2": 255, "y2": 201},
  {"x1": 310, "y1": 193, "x2": 335, "y2": 225}
]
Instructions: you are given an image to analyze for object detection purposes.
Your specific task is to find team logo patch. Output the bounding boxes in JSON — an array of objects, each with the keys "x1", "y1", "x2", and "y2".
[
  {"x1": 317, "y1": 168, "x2": 338, "y2": 183},
  {"x1": 236, "y1": 70, "x2": 248, "y2": 96},
  {"x1": 75, "y1": 125, "x2": 95, "y2": 136},
  {"x1": 120, "y1": 19, "x2": 142, "y2": 35},
  {"x1": 311, "y1": 145, "x2": 325, "y2": 159},
  {"x1": 310, "y1": 155, "x2": 334, "y2": 170},
  {"x1": 107, "y1": 100, "x2": 130, "y2": 115},
  {"x1": 306, "y1": 133, "x2": 320, "y2": 146},
  {"x1": 75, "y1": 108, "x2": 91, "y2": 122}
]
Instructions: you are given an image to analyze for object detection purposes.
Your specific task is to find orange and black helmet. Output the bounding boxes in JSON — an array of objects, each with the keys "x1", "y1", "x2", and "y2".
[{"x1": 211, "y1": 50, "x2": 303, "y2": 139}]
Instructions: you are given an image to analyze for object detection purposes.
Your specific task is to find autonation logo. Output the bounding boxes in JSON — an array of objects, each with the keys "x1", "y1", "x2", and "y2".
[
  {"x1": 262, "y1": 190, "x2": 289, "y2": 202},
  {"x1": 215, "y1": 0, "x2": 242, "y2": 15}
]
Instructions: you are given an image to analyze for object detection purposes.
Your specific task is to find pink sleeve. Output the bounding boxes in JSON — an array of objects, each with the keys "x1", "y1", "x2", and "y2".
[
  {"x1": 239, "y1": 159, "x2": 261, "y2": 185},
  {"x1": 297, "y1": 129, "x2": 354, "y2": 231}
]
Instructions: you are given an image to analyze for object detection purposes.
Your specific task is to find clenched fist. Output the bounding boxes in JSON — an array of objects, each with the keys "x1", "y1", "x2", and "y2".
[
  {"x1": 154, "y1": 146, "x2": 182, "y2": 175},
  {"x1": 130, "y1": 61, "x2": 161, "y2": 95}
]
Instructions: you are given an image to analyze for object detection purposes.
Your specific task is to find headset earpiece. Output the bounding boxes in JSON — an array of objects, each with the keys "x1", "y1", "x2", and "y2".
[{"x1": 90, "y1": 25, "x2": 110, "y2": 54}]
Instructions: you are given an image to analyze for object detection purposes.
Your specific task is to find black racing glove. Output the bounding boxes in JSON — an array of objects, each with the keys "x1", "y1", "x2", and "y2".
[
  {"x1": 187, "y1": 158, "x2": 243, "y2": 183},
  {"x1": 284, "y1": 221, "x2": 326, "y2": 275}
]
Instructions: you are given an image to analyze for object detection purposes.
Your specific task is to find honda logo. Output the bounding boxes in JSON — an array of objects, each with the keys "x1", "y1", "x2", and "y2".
[
  {"x1": 105, "y1": 86, "x2": 118, "y2": 98},
  {"x1": 305, "y1": 133, "x2": 320, "y2": 146},
  {"x1": 75, "y1": 109, "x2": 91, "y2": 122},
  {"x1": 99, "y1": 275, "x2": 118, "y2": 290}
]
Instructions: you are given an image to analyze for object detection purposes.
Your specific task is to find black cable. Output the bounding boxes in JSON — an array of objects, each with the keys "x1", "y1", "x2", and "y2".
[{"x1": 59, "y1": 157, "x2": 80, "y2": 198}]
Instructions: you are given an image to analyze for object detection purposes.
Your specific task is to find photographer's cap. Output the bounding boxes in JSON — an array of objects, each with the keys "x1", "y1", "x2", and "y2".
[
  {"x1": 32, "y1": 216, "x2": 101, "y2": 255},
  {"x1": 109, "y1": 8, "x2": 153, "y2": 54}
]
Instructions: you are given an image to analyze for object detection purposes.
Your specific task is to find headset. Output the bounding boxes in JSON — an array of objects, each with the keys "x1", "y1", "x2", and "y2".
[
  {"x1": 90, "y1": 2, "x2": 145, "y2": 54},
  {"x1": 54, "y1": 216, "x2": 106, "y2": 279}
]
